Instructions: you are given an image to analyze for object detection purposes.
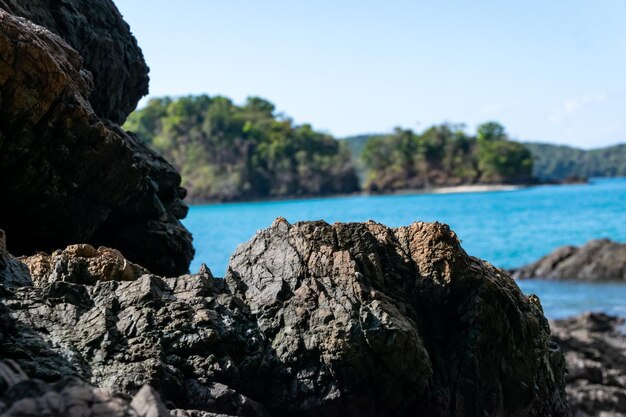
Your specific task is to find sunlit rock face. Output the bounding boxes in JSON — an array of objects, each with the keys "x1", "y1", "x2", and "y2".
[
  {"x1": 0, "y1": 219, "x2": 570, "y2": 416},
  {"x1": 0, "y1": 7, "x2": 193, "y2": 276},
  {"x1": 0, "y1": 0, "x2": 149, "y2": 124},
  {"x1": 226, "y1": 218, "x2": 570, "y2": 417}
]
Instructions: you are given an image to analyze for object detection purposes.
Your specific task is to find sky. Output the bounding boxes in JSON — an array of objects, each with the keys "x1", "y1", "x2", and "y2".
[{"x1": 114, "y1": 0, "x2": 626, "y2": 149}]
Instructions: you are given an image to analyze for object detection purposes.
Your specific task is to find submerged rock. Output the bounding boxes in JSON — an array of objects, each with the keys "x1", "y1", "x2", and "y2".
[
  {"x1": 551, "y1": 313, "x2": 626, "y2": 417},
  {"x1": 0, "y1": 9, "x2": 193, "y2": 276},
  {"x1": 512, "y1": 239, "x2": 626, "y2": 281},
  {"x1": 0, "y1": 220, "x2": 570, "y2": 417}
]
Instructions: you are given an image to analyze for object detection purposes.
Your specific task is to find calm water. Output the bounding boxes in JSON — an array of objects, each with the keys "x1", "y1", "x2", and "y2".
[{"x1": 184, "y1": 178, "x2": 626, "y2": 319}]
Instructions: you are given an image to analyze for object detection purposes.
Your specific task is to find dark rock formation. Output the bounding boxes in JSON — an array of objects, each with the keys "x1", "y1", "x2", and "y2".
[
  {"x1": 0, "y1": 360, "x2": 171, "y2": 417},
  {"x1": 226, "y1": 219, "x2": 569, "y2": 417},
  {"x1": 0, "y1": 220, "x2": 570, "y2": 417},
  {"x1": 551, "y1": 313, "x2": 626, "y2": 417},
  {"x1": 512, "y1": 239, "x2": 626, "y2": 281},
  {"x1": 0, "y1": 9, "x2": 193, "y2": 276},
  {"x1": 0, "y1": 0, "x2": 149, "y2": 124}
]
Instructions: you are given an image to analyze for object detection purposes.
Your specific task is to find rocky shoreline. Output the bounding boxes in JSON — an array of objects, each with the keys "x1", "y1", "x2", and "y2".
[
  {"x1": 512, "y1": 239, "x2": 626, "y2": 281},
  {"x1": 551, "y1": 313, "x2": 626, "y2": 417},
  {"x1": 0, "y1": 220, "x2": 571, "y2": 416}
]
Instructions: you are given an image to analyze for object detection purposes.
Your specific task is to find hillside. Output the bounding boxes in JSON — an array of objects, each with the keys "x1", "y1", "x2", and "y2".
[
  {"x1": 124, "y1": 95, "x2": 359, "y2": 202},
  {"x1": 347, "y1": 123, "x2": 534, "y2": 192},
  {"x1": 523, "y1": 142, "x2": 626, "y2": 180}
]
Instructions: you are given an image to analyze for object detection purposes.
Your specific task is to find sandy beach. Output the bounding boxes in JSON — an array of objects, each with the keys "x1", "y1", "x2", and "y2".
[{"x1": 429, "y1": 184, "x2": 522, "y2": 194}]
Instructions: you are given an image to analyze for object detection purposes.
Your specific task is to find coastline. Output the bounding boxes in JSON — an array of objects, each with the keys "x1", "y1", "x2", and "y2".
[
  {"x1": 187, "y1": 184, "x2": 527, "y2": 206},
  {"x1": 399, "y1": 184, "x2": 523, "y2": 195}
]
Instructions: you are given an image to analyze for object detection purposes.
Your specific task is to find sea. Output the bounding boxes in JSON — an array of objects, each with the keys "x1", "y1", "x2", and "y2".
[{"x1": 184, "y1": 177, "x2": 626, "y2": 319}]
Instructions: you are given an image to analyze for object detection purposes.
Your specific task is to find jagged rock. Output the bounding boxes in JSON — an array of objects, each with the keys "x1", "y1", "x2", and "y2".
[
  {"x1": 0, "y1": 360, "x2": 170, "y2": 417},
  {"x1": 512, "y1": 239, "x2": 626, "y2": 281},
  {"x1": 0, "y1": 230, "x2": 31, "y2": 288},
  {"x1": 20, "y1": 244, "x2": 149, "y2": 286},
  {"x1": 0, "y1": 220, "x2": 570, "y2": 417},
  {"x1": 0, "y1": 0, "x2": 149, "y2": 124},
  {"x1": 0, "y1": 233, "x2": 272, "y2": 416},
  {"x1": 551, "y1": 313, "x2": 626, "y2": 417},
  {"x1": 0, "y1": 10, "x2": 193, "y2": 276},
  {"x1": 226, "y1": 218, "x2": 570, "y2": 417}
]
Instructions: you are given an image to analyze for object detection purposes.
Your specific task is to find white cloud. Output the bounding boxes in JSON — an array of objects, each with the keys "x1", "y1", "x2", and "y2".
[{"x1": 549, "y1": 93, "x2": 608, "y2": 123}]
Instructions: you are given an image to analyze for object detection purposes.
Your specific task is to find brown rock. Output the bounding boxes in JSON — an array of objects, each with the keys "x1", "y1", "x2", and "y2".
[
  {"x1": 0, "y1": 10, "x2": 193, "y2": 276},
  {"x1": 0, "y1": 0, "x2": 149, "y2": 124},
  {"x1": 512, "y1": 239, "x2": 626, "y2": 281},
  {"x1": 0, "y1": 219, "x2": 571, "y2": 417},
  {"x1": 20, "y1": 244, "x2": 148, "y2": 286},
  {"x1": 226, "y1": 218, "x2": 570, "y2": 417}
]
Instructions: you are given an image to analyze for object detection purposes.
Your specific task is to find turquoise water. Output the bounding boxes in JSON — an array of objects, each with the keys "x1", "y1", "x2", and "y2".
[{"x1": 184, "y1": 178, "x2": 626, "y2": 318}]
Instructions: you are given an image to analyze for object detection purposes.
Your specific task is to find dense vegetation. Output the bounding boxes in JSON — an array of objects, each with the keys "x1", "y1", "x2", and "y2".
[
  {"x1": 523, "y1": 143, "x2": 626, "y2": 180},
  {"x1": 126, "y1": 93, "x2": 620, "y2": 201},
  {"x1": 124, "y1": 95, "x2": 359, "y2": 202},
  {"x1": 357, "y1": 122, "x2": 534, "y2": 192}
]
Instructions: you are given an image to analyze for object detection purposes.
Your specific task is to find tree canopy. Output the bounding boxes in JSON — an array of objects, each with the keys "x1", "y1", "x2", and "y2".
[
  {"x1": 124, "y1": 95, "x2": 359, "y2": 202},
  {"x1": 359, "y1": 122, "x2": 534, "y2": 192},
  {"x1": 523, "y1": 142, "x2": 626, "y2": 181}
]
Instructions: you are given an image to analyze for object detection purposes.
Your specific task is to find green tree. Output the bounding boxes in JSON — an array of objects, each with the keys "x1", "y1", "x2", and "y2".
[{"x1": 123, "y1": 95, "x2": 360, "y2": 202}]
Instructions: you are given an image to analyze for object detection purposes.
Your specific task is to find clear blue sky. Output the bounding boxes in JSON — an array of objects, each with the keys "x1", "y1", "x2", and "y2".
[{"x1": 115, "y1": 0, "x2": 626, "y2": 148}]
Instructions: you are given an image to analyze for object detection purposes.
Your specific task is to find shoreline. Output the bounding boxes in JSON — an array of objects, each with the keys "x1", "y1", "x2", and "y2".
[{"x1": 187, "y1": 183, "x2": 527, "y2": 206}]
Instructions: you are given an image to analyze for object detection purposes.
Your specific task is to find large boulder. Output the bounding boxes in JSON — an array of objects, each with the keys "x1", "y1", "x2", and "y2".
[
  {"x1": 512, "y1": 239, "x2": 626, "y2": 281},
  {"x1": 0, "y1": 10, "x2": 193, "y2": 275},
  {"x1": 0, "y1": 0, "x2": 149, "y2": 124},
  {"x1": 551, "y1": 313, "x2": 626, "y2": 417},
  {"x1": 0, "y1": 218, "x2": 570, "y2": 417},
  {"x1": 226, "y1": 219, "x2": 570, "y2": 417}
]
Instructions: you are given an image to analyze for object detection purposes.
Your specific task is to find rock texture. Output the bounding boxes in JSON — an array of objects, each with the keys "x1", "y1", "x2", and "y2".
[
  {"x1": 551, "y1": 313, "x2": 626, "y2": 417},
  {"x1": 0, "y1": 8, "x2": 193, "y2": 276},
  {"x1": 512, "y1": 239, "x2": 626, "y2": 281},
  {"x1": 0, "y1": 360, "x2": 171, "y2": 417},
  {"x1": 0, "y1": 220, "x2": 570, "y2": 417},
  {"x1": 0, "y1": 0, "x2": 149, "y2": 124}
]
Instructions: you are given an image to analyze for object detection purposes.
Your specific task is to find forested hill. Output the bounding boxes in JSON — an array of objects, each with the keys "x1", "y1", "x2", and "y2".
[
  {"x1": 522, "y1": 142, "x2": 626, "y2": 180},
  {"x1": 123, "y1": 95, "x2": 359, "y2": 202},
  {"x1": 127, "y1": 94, "x2": 616, "y2": 201},
  {"x1": 345, "y1": 123, "x2": 534, "y2": 192}
]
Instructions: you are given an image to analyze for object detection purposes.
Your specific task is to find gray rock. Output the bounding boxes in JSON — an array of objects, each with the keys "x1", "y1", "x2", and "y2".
[
  {"x1": 226, "y1": 218, "x2": 570, "y2": 417},
  {"x1": 512, "y1": 239, "x2": 626, "y2": 281},
  {"x1": 0, "y1": 219, "x2": 571, "y2": 416},
  {"x1": 0, "y1": 361, "x2": 170, "y2": 417},
  {"x1": 551, "y1": 313, "x2": 626, "y2": 417},
  {"x1": 0, "y1": 230, "x2": 31, "y2": 288}
]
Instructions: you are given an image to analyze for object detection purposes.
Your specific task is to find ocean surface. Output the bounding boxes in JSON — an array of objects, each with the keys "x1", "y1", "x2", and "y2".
[{"x1": 184, "y1": 177, "x2": 626, "y2": 319}]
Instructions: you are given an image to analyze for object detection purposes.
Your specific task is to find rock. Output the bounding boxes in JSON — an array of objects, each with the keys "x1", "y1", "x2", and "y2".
[
  {"x1": 0, "y1": 361, "x2": 170, "y2": 417},
  {"x1": 226, "y1": 218, "x2": 570, "y2": 417},
  {"x1": 0, "y1": 219, "x2": 570, "y2": 417},
  {"x1": 0, "y1": 230, "x2": 32, "y2": 288},
  {"x1": 1, "y1": 240, "x2": 272, "y2": 417},
  {"x1": 0, "y1": 0, "x2": 149, "y2": 124},
  {"x1": 512, "y1": 239, "x2": 626, "y2": 281},
  {"x1": 20, "y1": 243, "x2": 149, "y2": 286},
  {"x1": 551, "y1": 313, "x2": 626, "y2": 417},
  {"x1": 0, "y1": 10, "x2": 193, "y2": 276}
]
